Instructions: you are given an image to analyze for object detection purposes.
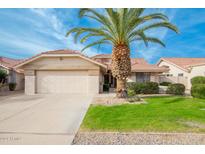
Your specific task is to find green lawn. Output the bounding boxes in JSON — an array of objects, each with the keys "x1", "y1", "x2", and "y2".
[{"x1": 81, "y1": 96, "x2": 205, "y2": 133}]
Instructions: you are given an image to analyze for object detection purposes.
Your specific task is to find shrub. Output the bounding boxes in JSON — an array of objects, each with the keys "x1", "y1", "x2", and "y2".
[
  {"x1": 191, "y1": 76, "x2": 205, "y2": 85},
  {"x1": 142, "y1": 82, "x2": 159, "y2": 94},
  {"x1": 127, "y1": 82, "x2": 144, "y2": 94},
  {"x1": 134, "y1": 83, "x2": 146, "y2": 94},
  {"x1": 127, "y1": 89, "x2": 135, "y2": 97},
  {"x1": 160, "y1": 82, "x2": 171, "y2": 86},
  {"x1": 127, "y1": 95, "x2": 141, "y2": 103},
  {"x1": 9, "y1": 83, "x2": 17, "y2": 91},
  {"x1": 166, "y1": 83, "x2": 185, "y2": 95},
  {"x1": 127, "y1": 82, "x2": 136, "y2": 91},
  {"x1": 191, "y1": 84, "x2": 205, "y2": 99},
  {"x1": 127, "y1": 82, "x2": 159, "y2": 94},
  {"x1": 0, "y1": 69, "x2": 8, "y2": 84}
]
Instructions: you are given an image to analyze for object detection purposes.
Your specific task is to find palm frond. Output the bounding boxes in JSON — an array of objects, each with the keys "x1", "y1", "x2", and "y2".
[
  {"x1": 81, "y1": 39, "x2": 111, "y2": 52},
  {"x1": 141, "y1": 13, "x2": 169, "y2": 21},
  {"x1": 128, "y1": 31, "x2": 148, "y2": 47},
  {"x1": 131, "y1": 37, "x2": 165, "y2": 47},
  {"x1": 66, "y1": 8, "x2": 179, "y2": 52},
  {"x1": 79, "y1": 8, "x2": 117, "y2": 38},
  {"x1": 140, "y1": 21, "x2": 179, "y2": 33},
  {"x1": 145, "y1": 37, "x2": 165, "y2": 47}
]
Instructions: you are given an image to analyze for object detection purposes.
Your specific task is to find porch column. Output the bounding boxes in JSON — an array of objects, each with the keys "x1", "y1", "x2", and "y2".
[{"x1": 25, "y1": 70, "x2": 36, "y2": 95}]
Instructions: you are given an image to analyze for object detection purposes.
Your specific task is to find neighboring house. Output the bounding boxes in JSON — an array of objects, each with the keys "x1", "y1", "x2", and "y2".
[
  {"x1": 14, "y1": 50, "x2": 167, "y2": 95},
  {"x1": 0, "y1": 56, "x2": 24, "y2": 90},
  {"x1": 157, "y1": 58, "x2": 205, "y2": 89}
]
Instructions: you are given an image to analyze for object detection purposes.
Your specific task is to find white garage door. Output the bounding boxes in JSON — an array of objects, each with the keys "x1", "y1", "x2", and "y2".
[{"x1": 36, "y1": 71, "x2": 88, "y2": 94}]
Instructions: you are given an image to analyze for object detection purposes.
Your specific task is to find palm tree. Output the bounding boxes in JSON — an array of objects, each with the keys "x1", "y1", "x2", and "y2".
[{"x1": 66, "y1": 8, "x2": 179, "y2": 98}]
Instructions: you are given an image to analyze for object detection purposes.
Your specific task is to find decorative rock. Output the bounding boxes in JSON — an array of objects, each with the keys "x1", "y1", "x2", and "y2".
[{"x1": 72, "y1": 132, "x2": 205, "y2": 145}]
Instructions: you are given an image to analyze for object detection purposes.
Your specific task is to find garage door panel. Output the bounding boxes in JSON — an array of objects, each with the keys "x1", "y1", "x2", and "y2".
[{"x1": 36, "y1": 71, "x2": 88, "y2": 94}]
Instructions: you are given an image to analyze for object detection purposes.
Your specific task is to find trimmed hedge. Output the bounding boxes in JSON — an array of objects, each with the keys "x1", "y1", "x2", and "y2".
[
  {"x1": 191, "y1": 76, "x2": 205, "y2": 85},
  {"x1": 166, "y1": 83, "x2": 185, "y2": 95},
  {"x1": 143, "y1": 82, "x2": 159, "y2": 94},
  {"x1": 159, "y1": 82, "x2": 172, "y2": 86},
  {"x1": 127, "y1": 82, "x2": 159, "y2": 94},
  {"x1": 127, "y1": 82, "x2": 144, "y2": 94},
  {"x1": 191, "y1": 84, "x2": 205, "y2": 99}
]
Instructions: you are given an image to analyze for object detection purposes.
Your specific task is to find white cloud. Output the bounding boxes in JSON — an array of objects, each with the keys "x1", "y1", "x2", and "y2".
[
  {"x1": 137, "y1": 9, "x2": 178, "y2": 62},
  {"x1": 29, "y1": 8, "x2": 99, "y2": 57}
]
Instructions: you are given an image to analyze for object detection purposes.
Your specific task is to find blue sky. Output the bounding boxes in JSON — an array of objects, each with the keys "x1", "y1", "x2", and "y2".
[{"x1": 0, "y1": 8, "x2": 205, "y2": 64}]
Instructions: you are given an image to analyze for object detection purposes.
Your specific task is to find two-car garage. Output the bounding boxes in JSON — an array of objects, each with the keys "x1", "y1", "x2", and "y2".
[
  {"x1": 14, "y1": 50, "x2": 106, "y2": 95},
  {"x1": 36, "y1": 70, "x2": 89, "y2": 94}
]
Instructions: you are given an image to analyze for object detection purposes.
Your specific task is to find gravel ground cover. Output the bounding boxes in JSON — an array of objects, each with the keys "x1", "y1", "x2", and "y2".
[{"x1": 72, "y1": 132, "x2": 205, "y2": 145}]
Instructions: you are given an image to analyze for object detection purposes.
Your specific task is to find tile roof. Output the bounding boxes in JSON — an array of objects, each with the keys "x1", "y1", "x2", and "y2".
[
  {"x1": 43, "y1": 49, "x2": 81, "y2": 55},
  {"x1": 92, "y1": 54, "x2": 167, "y2": 73},
  {"x1": 3, "y1": 50, "x2": 168, "y2": 73},
  {"x1": 14, "y1": 49, "x2": 84, "y2": 67},
  {"x1": 131, "y1": 59, "x2": 168, "y2": 72},
  {"x1": 0, "y1": 56, "x2": 23, "y2": 68},
  {"x1": 161, "y1": 58, "x2": 205, "y2": 70},
  {"x1": 14, "y1": 49, "x2": 107, "y2": 68},
  {"x1": 92, "y1": 54, "x2": 111, "y2": 59}
]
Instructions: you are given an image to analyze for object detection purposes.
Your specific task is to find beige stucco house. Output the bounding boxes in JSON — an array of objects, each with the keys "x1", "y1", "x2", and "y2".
[
  {"x1": 157, "y1": 58, "x2": 205, "y2": 89},
  {"x1": 14, "y1": 49, "x2": 167, "y2": 95},
  {"x1": 0, "y1": 56, "x2": 24, "y2": 91},
  {"x1": 92, "y1": 54, "x2": 167, "y2": 91}
]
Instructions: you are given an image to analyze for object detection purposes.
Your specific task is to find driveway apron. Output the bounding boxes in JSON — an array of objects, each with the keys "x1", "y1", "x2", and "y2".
[{"x1": 0, "y1": 94, "x2": 92, "y2": 145}]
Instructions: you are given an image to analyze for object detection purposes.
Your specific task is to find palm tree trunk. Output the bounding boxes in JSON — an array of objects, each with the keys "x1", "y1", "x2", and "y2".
[
  {"x1": 116, "y1": 78, "x2": 127, "y2": 97},
  {"x1": 111, "y1": 45, "x2": 131, "y2": 98}
]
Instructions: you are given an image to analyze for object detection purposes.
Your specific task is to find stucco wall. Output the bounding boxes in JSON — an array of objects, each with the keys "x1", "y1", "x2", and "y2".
[
  {"x1": 158, "y1": 60, "x2": 205, "y2": 90},
  {"x1": 128, "y1": 73, "x2": 136, "y2": 82},
  {"x1": 88, "y1": 69, "x2": 100, "y2": 94},
  {"x1": 187, "y1": 65, "x2": 205, "y2": 89},
  {"x1": 0, "y1": 66, "x2": 24, "y2": 91},
  {"x1": 158, "y1": 60, "x2": 189, "y2": 89},
  {"x1": 158, "y1": 61, "x2": 188, "y2": 77},
  {"x1": 150, "y1": 73, "x2": 160, "y2": 83},
  {"x1": 25, "y1": 75, "x2": 35, "y2": 95},
  {"x1": 15, "y1": 72, "x2": 24, "y2": 90},
  {"x1": 22, "y1": 56, "x2": 102, "y2": 95},
  {"x1": 22, "y1": 57, "x2": 99, "y2": 70}
]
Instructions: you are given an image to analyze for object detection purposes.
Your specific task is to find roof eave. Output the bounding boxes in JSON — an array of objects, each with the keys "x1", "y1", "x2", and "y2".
[
  {"x1": 14, "y1": 54, "x2": 107, "y2": 69},
  {"x1": 131, "y1": 69, "x2": 168, "y2": 73},
  {"x1": 157, "y1": 58, "x2": 189, "y2": 72},
  {"x1": 0, "y1": 63, "x2": 10, "y2": 70}
]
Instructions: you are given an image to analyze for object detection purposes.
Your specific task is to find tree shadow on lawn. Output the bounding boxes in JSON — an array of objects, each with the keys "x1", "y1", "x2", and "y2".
[{"x1": 163, "y1": 97, "x2": 185, "y2": 104}]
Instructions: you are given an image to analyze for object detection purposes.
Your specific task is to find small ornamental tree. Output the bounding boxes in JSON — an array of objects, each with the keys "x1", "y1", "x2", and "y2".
[{"x1": 0, "y1": 69, "x2": 8, "y2": 86}]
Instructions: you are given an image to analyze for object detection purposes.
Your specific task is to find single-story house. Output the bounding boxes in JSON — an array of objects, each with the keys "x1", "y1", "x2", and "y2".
[
  {"x1": 157, "y1": 58, "x2": 205, "y2": 89},
  {"x1": 92, "y1": 54, "x2": 168, "y2": 92},
  {"x1": 0, "y1": 56, "x2": 24, "y2": 91},
  {"x1": 14, "y1": 49, "x2": 167, "y2": 95}
]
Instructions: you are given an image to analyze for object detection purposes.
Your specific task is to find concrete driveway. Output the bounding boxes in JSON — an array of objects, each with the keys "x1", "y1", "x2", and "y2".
[{"x1": 0, "y1": 93, "x2": 92, "y2": 145}]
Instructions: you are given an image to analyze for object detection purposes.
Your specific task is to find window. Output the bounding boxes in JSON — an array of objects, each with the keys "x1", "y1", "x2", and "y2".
[
  {"x1": 166, "y1": 74, "x2": 173, "y2": 77},
  {"x1": 178, "y1": 73, "x2": 184, "y2": 77},
  {"x1": 136, "y1": 73, "x2": 150, "y2": 83}
]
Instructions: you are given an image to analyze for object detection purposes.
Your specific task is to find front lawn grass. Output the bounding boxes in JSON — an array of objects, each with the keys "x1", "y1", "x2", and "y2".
[{"x1": 81, "y1": 96, "x2": 205, "y2": 132}]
